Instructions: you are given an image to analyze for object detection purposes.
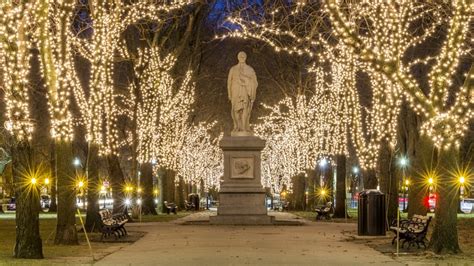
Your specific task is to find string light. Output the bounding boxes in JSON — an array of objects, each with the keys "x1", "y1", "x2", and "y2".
[
  {"x1": 0, "y1": 2, "x2": 35, "y2": 140},
  {"x1": 176, "y1": 123, "x2": 223, "y2": 191},
  {"x1": 324, "y1": 0, "x2": 473, "y2": 150},
  {"x1": 70, "y1": 1, "x2": 192, "y2": 155},
  {"x1": 34, "y1": 0, "x2": 75, "y2": 141}
]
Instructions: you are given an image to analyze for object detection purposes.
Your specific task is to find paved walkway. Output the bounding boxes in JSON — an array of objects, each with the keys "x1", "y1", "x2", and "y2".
[{"x1": 96, "y1": 212, "x2": 401, "y2": 266}]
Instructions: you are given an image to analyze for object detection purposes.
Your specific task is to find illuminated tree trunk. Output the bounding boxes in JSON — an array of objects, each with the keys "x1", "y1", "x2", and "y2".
[
  {"x1": 378, "y1": 141, "x2": 398, "y2": 224},
  {"x1": 176, "y1": 176, "x2": 185, "y2": 210},
  {"x1": 407, "y1": 135, "x2": 432, "y2": 218},
  {"x1": 140, "y1": 162, "x2": 157, "y2": 215},
  {"x1": 49, "y1": 142, "x2": 57, "y2": 212},
  {"x1": 160, "y1": 168, "x2": 176, "y2": 213},
  {"x1": 85, "y1": 145, "x2": 100, "y2": 232},
  {"x1": 107, "y1": 154, "x2": 126, "y2": 214},
  {"x1": 13, "y1": 141, "x2": 43, "y2": 259},
  {"x1": 291, "y1": 173, "x2": 305, "y2": 210},
  {"x1": 306, "y1": 169, "x2": 317, "y2": 211},
  {"x1": 398, "y1": 104, "x2": 428, "y2": 217},
  {"x1": 333, "y1": 155, "x2": 347, "y2": 218},
  {"x1": 54, "y1": 140, "x2": 78, "y2": 245},
  {"x1": 363, "y1": 168, "x2": 377, "y2": 190},
  {"x1": 429, "y1": 147, "x2": 461, "y2": 254}
]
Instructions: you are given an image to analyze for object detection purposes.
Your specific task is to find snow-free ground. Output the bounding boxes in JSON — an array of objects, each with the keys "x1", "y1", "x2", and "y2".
[{"x1": 95, "y1": 211, "x2": 401, "y2": 266}]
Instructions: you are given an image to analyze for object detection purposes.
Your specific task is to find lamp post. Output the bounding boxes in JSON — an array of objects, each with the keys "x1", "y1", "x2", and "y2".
[
  {"x1": 100, "y1": 185, "x2": 106, "y2": 209},
  {"x1": 352, "y1": 166, "x2": 359, "y2": 208},
  {"x1": 403, "y1": 179, "x2": 410, "y2": 211},
  {"x1": 398, "y1": 156, "x2": 409, "y2": 211},
  {"x1": 459, "y1": 176, "x2": 465, "y2": 212},
  {"x1": 73, "y1": 157, "x2": 84, "y2": 209}
]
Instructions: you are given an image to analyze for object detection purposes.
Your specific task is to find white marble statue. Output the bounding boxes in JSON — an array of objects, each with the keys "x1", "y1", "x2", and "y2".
[{"x1": 227, "y1": 51, "x2": 258, "y2": 136}]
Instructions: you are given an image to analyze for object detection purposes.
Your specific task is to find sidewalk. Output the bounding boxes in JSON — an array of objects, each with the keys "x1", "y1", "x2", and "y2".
[{"x1": 95, "y1": 212, "x2": 401, "y2": 266}]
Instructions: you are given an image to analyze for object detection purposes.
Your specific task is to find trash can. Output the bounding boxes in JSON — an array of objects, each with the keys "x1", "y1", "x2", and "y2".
[
  {"x1": 358, "y1": 190, "x2": 386, "y2": 236},
  {"x1": 188, "y1": 193, "x2": 200, "y2": 211}
]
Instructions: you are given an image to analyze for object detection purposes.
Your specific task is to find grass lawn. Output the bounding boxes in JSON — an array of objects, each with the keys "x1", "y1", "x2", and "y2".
[
  {"x1": 292, "y1": 209, "x2": 474, "y2": 222},
  {"x1": 0, "y1": 217, "x2": 127, "y2": 264},
  {"x1": 0, "y1": 210, "x2": 191, "y2": 264}
]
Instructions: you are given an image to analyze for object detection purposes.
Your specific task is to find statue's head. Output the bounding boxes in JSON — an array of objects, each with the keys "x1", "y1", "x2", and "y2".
[{"x1": 237, "y1": 51, "x2": 247, "y2": 63}]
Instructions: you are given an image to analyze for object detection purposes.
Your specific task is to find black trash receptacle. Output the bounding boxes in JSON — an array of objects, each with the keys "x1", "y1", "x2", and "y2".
[
  {"x1": 188, "y1": 193, "x2": 200, "y2": 211},
  {"x1": 358, "y1": 190, "x2": 386, "y2": 236}
]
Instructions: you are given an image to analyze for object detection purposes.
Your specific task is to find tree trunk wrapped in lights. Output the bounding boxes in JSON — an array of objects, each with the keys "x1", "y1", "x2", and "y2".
[
  {"x1": 0, "y1": 1, "x2": 42, "y2": 258},
  {"x1": 324, "y1": 0, "x2": 472, "y2": 253},
  {"x1": 35, "y1": 0, "x2": 79, "y2": 245},
  {"x1": 68, "y1": 1, "x2": 193, "y2": 214}
]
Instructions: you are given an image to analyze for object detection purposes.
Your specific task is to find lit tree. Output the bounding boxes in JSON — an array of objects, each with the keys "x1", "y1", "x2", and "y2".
[
  {"x1": 177, "y1": 123, "x2": 223, "y2": 191},
  {"x1": 324, "y1": 0, "x2": 472, "y2": 253},
  {"x1": 0, "y1": 1, "x2": 43, "y2": 258},
  {"x1": 71, "y1": 0, "x2": 192, "y2": 213},
  {"x1": 123, "y1": 45, "x2": 196, "y2": 214},
  {"x1": 220, "y1": 1, "x2": 404, "y2": 182},
  {"x1": 35, "y1": 0, "x2": 80, "y2": 245},
  {"x1": 255, "y1": 94, "x2": 318, "y2": 195}
]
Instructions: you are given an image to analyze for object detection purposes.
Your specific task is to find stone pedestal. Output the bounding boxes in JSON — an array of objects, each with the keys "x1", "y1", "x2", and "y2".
[{"x1": 210, "y1": 136, "x2": 274, "y2": 225}]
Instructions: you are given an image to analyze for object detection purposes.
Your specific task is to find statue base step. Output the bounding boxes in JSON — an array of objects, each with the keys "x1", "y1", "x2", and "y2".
[{"x1": 210, "y1": 214, "x2": 275, "y2": 225}]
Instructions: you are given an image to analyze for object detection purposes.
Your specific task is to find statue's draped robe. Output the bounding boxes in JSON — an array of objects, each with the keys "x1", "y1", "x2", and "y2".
[{"x1": 228, "y1": 63, "x2": 258, "y2": 131}]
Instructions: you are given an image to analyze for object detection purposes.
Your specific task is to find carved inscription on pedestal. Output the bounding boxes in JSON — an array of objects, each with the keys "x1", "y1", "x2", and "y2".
[{"x1": 230, "y1": 157, "x2": 254, "y2": 179}]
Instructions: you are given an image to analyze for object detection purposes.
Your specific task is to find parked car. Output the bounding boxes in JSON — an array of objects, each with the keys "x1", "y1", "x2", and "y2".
[
  {"x1": 460, "y1": 198, "x2": 474, "y2": 214},
  {"x1": 7, "y1": 197, "x2": 16, "y2": 210},
  {"x1": 40, "y1": 195, "x2": 51, "y2": 209}
]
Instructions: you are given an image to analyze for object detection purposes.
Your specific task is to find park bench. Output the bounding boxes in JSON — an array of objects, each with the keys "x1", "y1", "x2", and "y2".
[
  {"x1": 184, "y1": 200, "x2": 195, "y2": 211},
  {"x1": 98, "y1": 209, "x2": 129, "y2": 241},
  {"x1": 390, "y1": 214, "x2": 432, "y2": 249},
  {"x1": 164, "y1": 201, "x2": 178, "y2": 214},
  {"x1": 315, "y1": 202, "x2": 333, "y2": 220}
]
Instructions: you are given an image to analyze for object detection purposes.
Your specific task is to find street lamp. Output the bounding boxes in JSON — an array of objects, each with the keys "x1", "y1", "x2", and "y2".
[
  {"x1": 319, "y1": 158, "x2": 328, "y2": 168},
  {"x1": 352, "y1": 166, "x2": 359, "y2": 174},
  {"x1": 398, "y1": 156, "x2": 409, "y2": 211},
  {"x1": 428, "y1": 177, "x2": 434, "y2": 185},
  {"x1": 77, "y1": 180, "x2": 86, "y2": 209},
  {"x1": 459, "y1": 176, "x2": 466, "y2": 200},
  {"x1": 73, "y1": 157, "x2": 81, "y2": 167},
  {"x1": 399, "y1": 157, "x2": 408, "y2": 168}
]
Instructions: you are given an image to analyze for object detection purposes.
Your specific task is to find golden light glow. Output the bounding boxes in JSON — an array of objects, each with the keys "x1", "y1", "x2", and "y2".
[
  {"x1": 324, "y1": 0, "x2": 472, "y2": 150},
  {"x1": 428, "y1": 177, "x2": 434, "y2": 185},
  {"x1": 31, "y1": 178, "x2": 37, "y2": 185},
  {"x1": 223, "y1": 3, "x2": 404, "y2": 174},
  {"x1": 177, "y1": 123, "x2": 223, "y2": 190},
  {"x1": 459, "y1": 176, "x2": 465, "y2": 184},
  {"x1": 44, "y1": 178, "x2": 50, "y2": 185},
  {"x1": 0, "y1": 2, "x2": 34, "y2": 140},
  {"x1": 70, "y1": 1, "x2": 192, "y2": 155},
  {"x1": 405, "y1": 180, "x2": 410, "y2": 186}
]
